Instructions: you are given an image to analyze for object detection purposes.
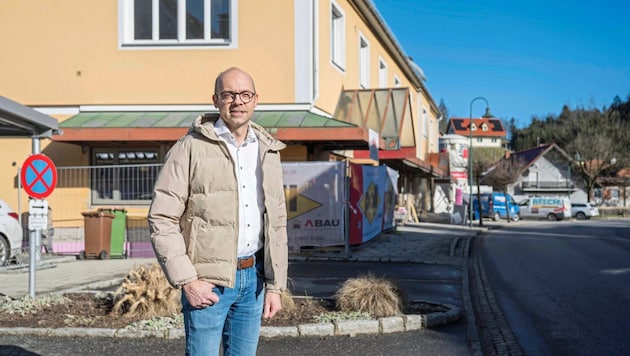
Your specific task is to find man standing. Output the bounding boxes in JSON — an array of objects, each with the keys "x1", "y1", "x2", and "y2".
[{"x1": 148, "y1": 67, "x2": 288, "y2": 355}]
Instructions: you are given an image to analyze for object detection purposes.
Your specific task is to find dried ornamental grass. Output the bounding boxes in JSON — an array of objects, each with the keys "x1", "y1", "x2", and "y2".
[
  {"x1": 335, "y1": 274, "x2": 406, "y2": 318},
  {"x1": 279, "y1": 288, "x2": 296, "y2": 312},
  {"x1": 111, "y1": 263, "x2": 181, "y2": 319}
]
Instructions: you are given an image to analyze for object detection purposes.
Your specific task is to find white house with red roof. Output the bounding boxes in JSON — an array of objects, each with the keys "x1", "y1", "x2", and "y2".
[{"x1": 446, "y1": 117, "x2": 506, "y2": 148}]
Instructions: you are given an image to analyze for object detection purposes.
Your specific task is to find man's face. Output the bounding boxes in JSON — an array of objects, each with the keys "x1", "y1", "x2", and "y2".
[{"x1": 212, "y1": 70, "x2": 258, "y2": 132}]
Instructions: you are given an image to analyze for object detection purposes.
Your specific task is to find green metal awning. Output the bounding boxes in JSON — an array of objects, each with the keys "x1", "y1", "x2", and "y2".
[
  {"x1": 53, "y1": 110, "x2": 369, "y2": 150},
  {"x1": 59, "y1": 111, "x2": 356, "y2": 129}
]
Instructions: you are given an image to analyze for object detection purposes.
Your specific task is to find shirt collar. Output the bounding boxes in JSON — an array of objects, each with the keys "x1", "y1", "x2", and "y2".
[{"x1": 214, "y1": 118, "x2": 258, "y2": 144}]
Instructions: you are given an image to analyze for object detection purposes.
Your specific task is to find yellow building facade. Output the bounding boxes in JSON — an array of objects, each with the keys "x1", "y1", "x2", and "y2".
[{"x1": 0, "y1": 0, "x2": 443, "y2": 246}]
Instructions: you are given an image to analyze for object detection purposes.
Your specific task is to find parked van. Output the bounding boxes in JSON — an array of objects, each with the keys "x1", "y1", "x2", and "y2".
[
  {"x1": 518, "y1": 197, "x2": 571, "y2": 221},
  {"x1": 472, "y1": 192, "x2": 520, "y2": 221}
]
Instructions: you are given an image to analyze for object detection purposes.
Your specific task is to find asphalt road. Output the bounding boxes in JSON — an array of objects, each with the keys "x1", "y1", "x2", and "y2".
[
  {"x1": 0, "y1": 321, "x2": 469, "y2": 356},
  {"x1": 480, "y1": 219, "x2": 630, "y2": 355}
]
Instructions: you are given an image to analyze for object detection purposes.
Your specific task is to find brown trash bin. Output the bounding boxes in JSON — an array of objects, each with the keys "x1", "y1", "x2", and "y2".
[{"x1": 80, "y1": 211, "x2": 115, "y2": 260}]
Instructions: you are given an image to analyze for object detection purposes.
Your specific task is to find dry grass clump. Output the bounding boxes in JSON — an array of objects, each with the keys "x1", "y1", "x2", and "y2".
[
  {"x1": 279, "y1": 288, "x2": 296, "y2": 312},
  {"x1": 111, "y1": 263, "x2": 181, "y2": 319},
  {"x1": 335, "y1": 274, "x2": 406, "y2": 318}
]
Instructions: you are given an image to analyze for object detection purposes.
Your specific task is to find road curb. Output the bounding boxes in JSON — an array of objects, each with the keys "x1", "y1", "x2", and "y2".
[{"x1": 0, "y1": 302, "x2": 462, "y2": 339}]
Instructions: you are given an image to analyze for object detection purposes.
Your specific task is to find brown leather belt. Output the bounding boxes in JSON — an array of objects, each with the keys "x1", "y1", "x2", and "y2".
[{"x1": 237, "y1": 256, "x2": 255, "y2": 270}]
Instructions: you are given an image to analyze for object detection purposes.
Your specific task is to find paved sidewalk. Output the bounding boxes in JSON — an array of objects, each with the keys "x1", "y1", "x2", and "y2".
[
  {"x1": 0, "y1": 222, "x2": 486, "y2": 341},
  {"x1": 1, "y1": 257, "x2": 157, "y2": 299}
]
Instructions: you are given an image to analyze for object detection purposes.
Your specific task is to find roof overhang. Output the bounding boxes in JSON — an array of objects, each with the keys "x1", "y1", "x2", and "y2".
[
  {"x1": 355, "y1": 147, "x2": 451, "y2": 179},
  {"x1": 0, "y1": 96, "x2": 60, "y2": 138},
  {"x1": 52, "y1": 110, "x2": 373, "y2": 150}
]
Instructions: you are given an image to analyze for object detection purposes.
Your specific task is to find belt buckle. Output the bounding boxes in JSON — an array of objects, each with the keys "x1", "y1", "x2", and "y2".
[{"x1": 238, "y1": 256, "x2": 254, "y2": 270}]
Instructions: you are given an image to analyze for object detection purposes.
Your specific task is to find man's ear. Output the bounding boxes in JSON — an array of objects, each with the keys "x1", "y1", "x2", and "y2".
[{"x1": 212, "y1": 94, "x2": 219, "y2": 108}]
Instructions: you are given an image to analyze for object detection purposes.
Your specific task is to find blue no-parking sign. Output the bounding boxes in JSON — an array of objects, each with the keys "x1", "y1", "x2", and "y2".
[{"x1": 20, "y1": 153, "x2": 57, "y2": 199}]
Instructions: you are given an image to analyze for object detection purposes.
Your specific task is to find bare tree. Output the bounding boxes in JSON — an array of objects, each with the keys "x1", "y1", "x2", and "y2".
[
  {"x1": 482, "y1": 153, "x2": 525, "y2": 222},
  {"x1": 564, "y1": 109, "x2": 629, "y2": 200},
  {"x1": 471, "y1": 147, "x2": 505, "y2": 226}
]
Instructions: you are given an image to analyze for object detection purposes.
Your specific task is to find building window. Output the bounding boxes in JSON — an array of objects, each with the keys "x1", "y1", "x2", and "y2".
[
  {"x1": 393, "y1": 75, "x2": 401, "y2": 87},
  {"x1": 378, "y1": 58, "x2": 387, "y2": 87},
  {"x1": 481, "y1": 123, "x2": 488, "y2": 131},
  {"x1": 120, "y1": 0, "x2": 235, "y2": 47},
  {"x1": 92, "y1": 149, "x2": 161, "y2": 204},
  {"x1": 428, "y1": 115, "x2": 434, "y2": 148},
  {"x1": 423, "y1": 108, "x2": 428, "y2": 138},
  {"x1": 331, "y1": 1, "x2": 345, "y2": 70},
  {"x1": 359, "y1": 33, "x2": 370, "y2": 88}
]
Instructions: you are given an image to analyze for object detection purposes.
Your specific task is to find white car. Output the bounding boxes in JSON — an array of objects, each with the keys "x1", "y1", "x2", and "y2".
[
  {"x1": 571, "y1": 202, "x2": 599, "y2": 220},
  {"x1": 0, "y1": 198, "x2": 23, "y2": 265}
]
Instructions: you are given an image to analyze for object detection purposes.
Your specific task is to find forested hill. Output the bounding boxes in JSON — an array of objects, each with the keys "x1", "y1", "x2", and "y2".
[{"x1": 508, "y1": 95, "x2": 630, "y2": 171}]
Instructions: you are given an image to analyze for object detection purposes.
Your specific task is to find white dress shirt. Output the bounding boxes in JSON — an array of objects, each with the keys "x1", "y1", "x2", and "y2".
[{"x1": 214, "y1": 118, "x2": 264, "y2": 257}]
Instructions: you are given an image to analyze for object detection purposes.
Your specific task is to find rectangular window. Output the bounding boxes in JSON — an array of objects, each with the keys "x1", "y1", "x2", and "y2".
[
  {"x1": 121, "y1": 0, "x2": 234, "y2": 47},
  {"x1": 423, "y1": 108, "x2": 428, "y2": 138},
  {"x1": 378, "y1": 58, "x2": 387, "y2": 88},
  {"x1": 331, "y1": 1, "x2": 346, "y2": 70},
  {"x1": 359, "y1": 34, "x2": 370, "y2": 88},
  {"x1": 92, "y1": 149, "x2": 161, "y2": 204},
  {"x1": 428, "y1": 115, "x2": 434, "y2": 148}
]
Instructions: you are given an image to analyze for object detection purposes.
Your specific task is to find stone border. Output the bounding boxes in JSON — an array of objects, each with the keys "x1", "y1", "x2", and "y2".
[{"x1": 0, "y1": 302, "x2": 461, "y2": 339}]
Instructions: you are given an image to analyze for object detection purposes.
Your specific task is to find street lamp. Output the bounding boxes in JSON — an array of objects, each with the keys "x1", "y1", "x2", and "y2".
[{"x1": 468, "y1": 97, "x2": 493, "y2": 227}]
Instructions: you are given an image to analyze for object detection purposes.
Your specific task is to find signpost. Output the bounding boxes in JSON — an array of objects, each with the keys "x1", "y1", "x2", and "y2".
[
  {"x1": 21, "y1": 153, "x2": 57, "y2": 199},
  {"x1": 20, "y1": 153, "x2": 57, "y2": 297}
]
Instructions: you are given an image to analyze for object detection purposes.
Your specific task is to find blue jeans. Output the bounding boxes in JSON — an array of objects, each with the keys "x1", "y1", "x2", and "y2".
[{"x1": 181, "y1": 259, "x2": 265, "y2": 356}]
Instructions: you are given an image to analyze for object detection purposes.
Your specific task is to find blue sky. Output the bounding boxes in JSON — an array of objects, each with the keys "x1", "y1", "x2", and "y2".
[{"x1": 372, "y1": 0, "x2": 630, "y2": 128}]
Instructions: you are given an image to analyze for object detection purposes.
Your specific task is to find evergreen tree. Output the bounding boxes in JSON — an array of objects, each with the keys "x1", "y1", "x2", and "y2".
[{"x1": 438, "y1": 99, "x2": 449, "y2": 133}]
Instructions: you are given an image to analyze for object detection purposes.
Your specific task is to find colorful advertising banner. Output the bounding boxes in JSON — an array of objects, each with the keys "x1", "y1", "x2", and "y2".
[
  {"x1": 282, "y1": 162, "x2": 346, "y2": 249},
  {"x1": 348, "y1": 164, "x2": 398, "y2": 245}
]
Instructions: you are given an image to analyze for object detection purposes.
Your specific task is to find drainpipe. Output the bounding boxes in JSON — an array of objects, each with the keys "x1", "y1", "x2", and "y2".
[{"x1": 311, "y1": 0, "x2": 319, "y2": 104}]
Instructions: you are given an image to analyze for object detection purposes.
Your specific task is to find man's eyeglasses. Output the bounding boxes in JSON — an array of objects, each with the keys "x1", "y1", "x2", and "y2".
[{"x1": 217, "y1": 91, "x2": 256, "y2": 104}]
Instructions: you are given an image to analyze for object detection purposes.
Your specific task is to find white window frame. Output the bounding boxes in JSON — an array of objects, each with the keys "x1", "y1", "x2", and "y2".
[
  {"x1": 119, "y1": 0, "x2": 238, "y2": 48},
  {"x1": 359, "y1": 33, "x2": 370, "y2": 88},
  {"x1": 428, "y1": 114, "x2": 434, "y2": 148},
  {"x1": 330, "y1": 0, "x2": 346, "y2": 70},
  {"x1": 378, "y1": 57, "x2": 387, "y2": 88},
  {"x1": 423, "y1": 107, "x2": 429, "y2": 138},
  {"x1": 393, "y1": 74, "x2": 401, "y2": 87}
]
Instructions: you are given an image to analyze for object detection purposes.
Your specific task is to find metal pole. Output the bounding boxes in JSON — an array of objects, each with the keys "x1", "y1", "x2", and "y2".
[
  {"x1": 28, "y1": 138, "x2": 41, "y2": 298},
  {"x1": 344, "y1": 160, "x2": 351, "y2": 258}
]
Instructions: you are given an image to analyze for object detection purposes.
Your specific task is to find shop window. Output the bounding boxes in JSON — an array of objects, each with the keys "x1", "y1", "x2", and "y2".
[{"x1": 92, "y1": 149, "x2": 161, "y2": 204}]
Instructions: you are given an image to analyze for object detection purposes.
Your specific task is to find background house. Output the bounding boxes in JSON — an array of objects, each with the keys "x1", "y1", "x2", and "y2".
[
  {"x1": 447, "y1": 117, "x2": 506, "y2": 148},
  {"x1": 483, "y1": 143, "x2": 589, "y2": 203},
  {"x1": 0, "y1": 0, "x2": 446, "y2": 252}
]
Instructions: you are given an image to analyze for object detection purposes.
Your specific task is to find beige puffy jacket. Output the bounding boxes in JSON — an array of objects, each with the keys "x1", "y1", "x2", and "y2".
[{"x1": 148, "y1": 114, "x2": 288, "y2": 292}]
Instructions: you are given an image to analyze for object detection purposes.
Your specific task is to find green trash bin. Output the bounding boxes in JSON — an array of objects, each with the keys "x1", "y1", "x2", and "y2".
[{"x1": 98, "y1": 208, "x2": 127, "y2": 258}]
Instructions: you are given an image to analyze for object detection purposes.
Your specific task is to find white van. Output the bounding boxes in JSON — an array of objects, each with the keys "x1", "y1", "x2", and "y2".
[{"x1": 518, "y1": 197, "x2": 571, "y2": 221}]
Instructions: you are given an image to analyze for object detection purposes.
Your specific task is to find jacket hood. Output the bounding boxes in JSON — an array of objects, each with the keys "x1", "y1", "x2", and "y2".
[{"x1": 190, "y1": 113, "x2": 286, "y2": 151}]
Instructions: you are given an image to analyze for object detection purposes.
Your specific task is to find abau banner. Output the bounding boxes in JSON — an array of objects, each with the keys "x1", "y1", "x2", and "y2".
[{"x1": 282, "y1": 162, "x2": 346, "y2": 249}]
